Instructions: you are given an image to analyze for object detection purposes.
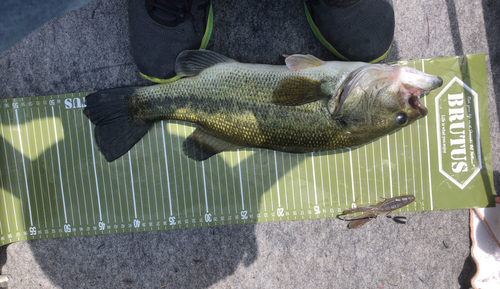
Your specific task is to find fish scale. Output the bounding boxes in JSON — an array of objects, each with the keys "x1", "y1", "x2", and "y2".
[
  {"x1": 84, "y1": 50, "x2": 442, "y2": 162},
  {"x1": 133, "y1": 64, "x2": 347, "y2": 151}
]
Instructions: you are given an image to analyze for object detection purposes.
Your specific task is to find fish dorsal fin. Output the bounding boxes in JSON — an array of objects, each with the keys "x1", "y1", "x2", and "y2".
[
  {"x1": 272, "y1": 76, "x2": 327, "y2": 106},
  {"x1": 175, "y1": 50, "x2": 236, "y2": 77},
  {"x1": 284, "y1": 54, "x2": 325, "y2": 70},
  {"x1": 183, "y1": 127, "x2": 242, "y2": 161}
]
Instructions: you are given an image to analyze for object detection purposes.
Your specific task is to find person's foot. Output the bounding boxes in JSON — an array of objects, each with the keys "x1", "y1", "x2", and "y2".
[
  {"x1": 304, "y1": 0, "x2": 395, "y2": 63},
  {"x1": 128, "y1": 0, "x2": 213, "y2": 82}
]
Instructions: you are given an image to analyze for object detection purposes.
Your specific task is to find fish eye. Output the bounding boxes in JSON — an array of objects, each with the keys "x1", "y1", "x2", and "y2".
[{"x1": 395, "y1": 113, "x2": 408, "y2": 126}]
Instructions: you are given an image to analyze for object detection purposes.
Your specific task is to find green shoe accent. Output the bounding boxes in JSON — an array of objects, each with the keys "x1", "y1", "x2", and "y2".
[
  {"x1": 140, "y1": 73, "x2": 181, "y2": 83},
  {"x1": 142, "y1": 2, "x2": 214, "y2": 84},
  {"x1": 199, "y1": 2, "x2": 213, "y2": 49},
  {"x1": 303, "y1": 1, "x2": 390, "y2": 63}
]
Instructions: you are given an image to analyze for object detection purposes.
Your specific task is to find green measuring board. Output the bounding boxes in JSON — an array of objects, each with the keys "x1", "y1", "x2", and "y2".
[{"x1": 0, "y1": 54, "x2": 495, "y2": 246}]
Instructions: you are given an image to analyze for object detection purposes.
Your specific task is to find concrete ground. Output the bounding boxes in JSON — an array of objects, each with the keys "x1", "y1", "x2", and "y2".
[{"x1": 1, "y1": 0, "x2": 499, "y2": 288}]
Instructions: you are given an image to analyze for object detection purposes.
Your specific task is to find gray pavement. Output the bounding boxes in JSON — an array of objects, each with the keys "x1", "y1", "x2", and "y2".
[{"x1": 1, "y1": 0, "x2": 499, "y2": 288}]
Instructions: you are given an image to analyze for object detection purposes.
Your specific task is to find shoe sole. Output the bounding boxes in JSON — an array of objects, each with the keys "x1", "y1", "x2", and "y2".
[
  {"x1": 304, "y1": 1, "x2": 391, "y2": 63},
  {"x1": 141, "y1": 1, "x2": 214, "y2": 83}
]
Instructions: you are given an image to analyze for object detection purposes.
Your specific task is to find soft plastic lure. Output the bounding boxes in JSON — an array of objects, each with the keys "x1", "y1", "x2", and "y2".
[{"x1": 337, "y1": 195, "x2": 416, "y2": 229}]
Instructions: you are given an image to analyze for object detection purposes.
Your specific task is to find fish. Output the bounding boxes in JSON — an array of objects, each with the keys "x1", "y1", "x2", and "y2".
[
  {"x1": 83, "y1": 50, "x2": 443, "y2": 162},
  {"x1": 337, "y1": 195, "x2": 416, "y2": 229}
]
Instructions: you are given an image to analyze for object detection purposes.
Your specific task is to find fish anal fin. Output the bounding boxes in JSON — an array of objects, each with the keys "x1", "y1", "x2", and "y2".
[
  {"x1": 175, "y1": 50, "x2": 236, "y2": 77},
  {"x1": 272, "y1": 76, "x2": 327, "y2": 106},
  {"x1": 183, "y1": 128, "x2": 242, "y2": 161},
  {"x1": 284, "y1": 54, "x2": 325, "y2": 70}
]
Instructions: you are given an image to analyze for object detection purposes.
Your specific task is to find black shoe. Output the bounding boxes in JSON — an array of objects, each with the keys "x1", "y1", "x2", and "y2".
[
  {"x1": 304, "y1": 0, "x2": 394, "y2": 63},
  {"x1": 128, "y1": 0, "x2": 213, "y2": 82}
]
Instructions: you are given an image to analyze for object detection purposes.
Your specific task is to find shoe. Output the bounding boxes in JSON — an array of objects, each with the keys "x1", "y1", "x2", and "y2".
[
  {"x1": 128, "y1": 0, "x2": 213, "y2": 83},
  {"x1": 304, "y1": 0, "x2": 395, "y2": 63}
]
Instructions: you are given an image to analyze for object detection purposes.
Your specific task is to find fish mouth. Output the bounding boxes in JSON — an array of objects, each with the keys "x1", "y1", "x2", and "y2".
[
  {"x1": 331, "y1": 64, "x2": 442, "y2": 117},
  {"x1": 398, "y1": 69, "x2": 442, "y2": 117},
  {"x1": 408, "y1": 95, "x2": 428, "y2": 117}
]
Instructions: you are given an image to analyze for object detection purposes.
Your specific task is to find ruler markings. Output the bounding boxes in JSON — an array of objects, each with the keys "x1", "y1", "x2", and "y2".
[
  {"x1": 154, "y1": 126, "x2": 165, "y2": 220},
  {"x1": 365, "y1": 146, "x2": 370, "y2": 204},
  {"x1": 295, "y1": 155, "x2": 302, "y2": 210},
  {"x1": 326, "y1": 154, "x2": 333, "y2": 208},
  {"x1": 99, "y1": 152, "x2": 109, "y2": 224},
  {"x1": 334, "y1": 152, "x2": 340, "y2": 210},
  {"x1": 121, "y1": 156, "x2": 131, "y2": 222},
  {"x1": 107, "y1": 161, "x2": 116, "y2": 224},
  {"x1": 209, "y1": 156, "x2": 216, "y2": 215},
  {"x1": 348, "y1": 149, "x2": 355, "y2": 202},
  {"x1": 318, "y1": 152, "x2": 324, "y2": 207},
  {"x1": 223, "y1": 149, "x2": 231, "y2": 215},
  {"x1": 32, "y1": 108, "x2": 47, "y2": 228},
  {"x1": 215, "y1": 155, "x2": 224, "y2": 215},
  {"x1": 245, "y1": 150, "x2": 252, "y2": 213},
  {"x1": 194, "y1": 155, "x2": 202, "y2": 218},
  {"x1": 356, "y1": 149, "x2": 362, "y2": 204},
  {"x1": 182, "y1": 125, "x2": 195, "y2": 218},
  {"x1": 229, "y1": 152, "x2": 237, "y2": 214},
  {"x1": 81, "y1": 113, "x2": 95, "y2": 224},
  {"x1": 342, "y1": 151, "x2": 347, "y2": 206},
  {"x1": 169, "y1": 122, "x2": 181, "y2": 217},
  {"x1": 386, "y1": 137, "x2": 394, "y2": 198},
  {"x1": 0, "y1": 134, "x2": 11, "y2": 231},
  {"x1": 0, "y1": 169, "x2": 11, "y2": 233},
  {"x1": 289, "y1": 154, "x2": 296, "y2": 211},
  {"x1": 252, "y1": 149, "x2": 259, "y2": 212},
  {"x1": 114, "y1": 156, "x2": 123, "y2": 223},
  {"x1": 75, "y1": 110, "x2": 89, "y2": 225},
  {"x1": 7, "y1": 110, "x2": 25, "y2": 229},
  {"x1": 304, "y1": 154, "x2": 310, "y2": 208},
  {"x1": 259, "y1": 150, "x2": 267, "y2": 212},
  {"x1": 128, "y1": 153, "x2": 138, "y2": 219},
  {"x1": 371, "y1": 143, "x2": 378, "y2": 202},
  {"x1": 88, "y1": 119, "x2": 102, "y2": 222},
  {"x1": 147, "y1": 130, "x2": 158, "y2": 220},
  {"x1": 266, "y1": 150, "x2": 273, "y2": 211},
  {"x1": 58, "y1": 107, "x2": 74, "y2": 224},
  {"x1": 394, "y1": 132, "x2": 400, "y2": 197},
  {"x1": 23, "y1": 108, "x2": 41, "y2": 228},
  {"x1": 66, "y1": 109, "x2": 81, "y2": 225},
  {"x1": 44, "y1": 107, "x2": 62, "y2": 227},
  {"x1": 51, "y1": 106, "x2": 67, "y2": 225},
  {"x1": 237, "y1": 150, "x2": 245, "y2": 211},
  {"x1": 403, "y1": 129, "x2": 409, "y2": 203},
  {"x1": 0, "y1": 58, "x2": 485, "y2": 245},
  {"x1": 423, "y1": 59, "x2": 434, "y2": 210},
  {"x1": 273, "y1": 151, "x2": 280, "y2": 208},
  {"x1": 133, "y1": 146, "x2": 145, "y2": 221},
  {"x1": 311, "y1": 153, "x2": 318, "y2": 206},
  {"x1": 159, "y1": 122, "x2": 171, "y2": 218},
  {"x1": 410, "y1": 120, "x2": 416, "y2": 206},
  {"x1": 282, "y1": 152, "x2": 288, "y2": 211},
  {"x1": 97, "y1": 135, "x2": 110, "y2": 225},
  {"x1": 25, "y1": 108, "x2": 41, "y2": 227},
  {"x1": 202, "y1": 161, "x2": 209, "y2": 213},
  {"x1": 140, "y1": 139, "x2": 152, "y2": 221}
]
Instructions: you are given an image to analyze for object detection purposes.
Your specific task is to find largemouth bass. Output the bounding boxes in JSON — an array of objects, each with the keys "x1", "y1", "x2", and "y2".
[{"x1": 84, "y1": 50, "x2": 442, "y2": 162}]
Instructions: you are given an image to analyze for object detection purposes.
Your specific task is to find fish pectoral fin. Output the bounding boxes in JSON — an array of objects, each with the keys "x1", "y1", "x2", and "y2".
[
  {"x1": 272, "y1": 76, "x2": 327, "y2": 106},
  {"x1": 175, "y1": 50, "x2": 236, "y2": 77},
  {"x1": 284, "y1": 54, "x2": 325, "y2": 70},
  {"x1": 183, "y1": 128, "x2": 242, "y2": 161}
]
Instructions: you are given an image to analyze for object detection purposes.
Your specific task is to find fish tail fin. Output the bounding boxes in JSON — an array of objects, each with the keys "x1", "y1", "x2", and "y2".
[{"x1": 83, "y1": 87, "x2": 153, "y2": 162}]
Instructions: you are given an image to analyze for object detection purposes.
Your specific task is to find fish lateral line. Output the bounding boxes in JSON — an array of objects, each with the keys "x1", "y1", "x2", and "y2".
[{"x1": 84, "y1": 50, "x2": 443, "y2": 162}]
